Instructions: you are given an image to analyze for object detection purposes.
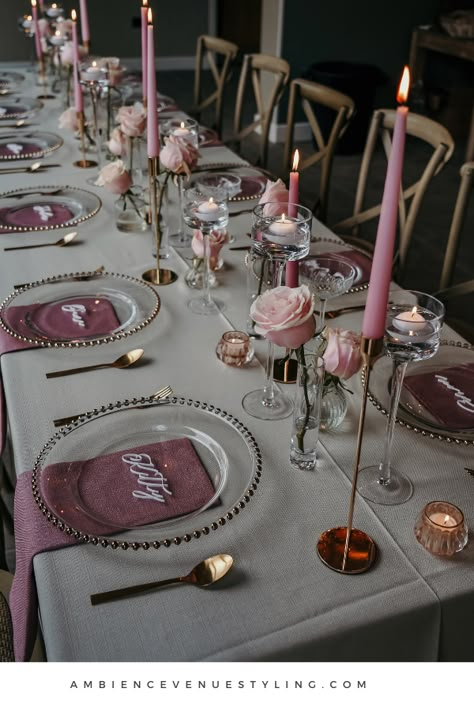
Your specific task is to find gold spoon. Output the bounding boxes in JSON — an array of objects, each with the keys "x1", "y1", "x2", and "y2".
[
  {"x1": 90, "y1": 553, "x2": 234, "y2": 606},
  {"x1": 0, "y1": 160, "x2": 43, "y2": 175},
  {"x1": 45, "y1": 348, "x2": 144, "y2": 379},
  {"x1": 0, "y1": 120, "x2": 32, "y2": 129},
  {"x1": 4, "y1": 231, "x2": 77, "y2": 252}
]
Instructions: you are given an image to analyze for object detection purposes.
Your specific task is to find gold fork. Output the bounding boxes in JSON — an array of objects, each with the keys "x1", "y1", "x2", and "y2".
[
  {"x1": 14, "y1": 266, "x2": 105, "y2": 291},
  {"x1": 53, "y1": 385, "x2": 173, "y2": 428}
]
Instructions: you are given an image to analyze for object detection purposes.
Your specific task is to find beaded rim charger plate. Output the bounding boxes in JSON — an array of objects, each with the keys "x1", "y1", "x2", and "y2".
[
  {"x1": 33, "y1": 396, "x2": 262, "y2": 549},
  {"x1": 0, "y1": 270, "x2": 161, "y2": 348},
  {"x1": 0, "y1": 97, "x2": 42, "y2": 120},
  {"x1": 0, "y1": 131, "x2": 63, "y2": 161}
]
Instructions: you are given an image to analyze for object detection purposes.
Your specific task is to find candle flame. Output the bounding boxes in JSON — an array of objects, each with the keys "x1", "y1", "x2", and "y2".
[
  {"x1": 71, "y1": 8, "x2": 76, "y2": 21},
  {"x1": 55, "y1": 29, "x2": 60, "y2": 36},
  {"x1": 397, "y1": 66, "x2": 410, "y2": 104},
  {"x1": 280, "y1": 213, "x2": 286, "y2": 221},
  {"x1": 143, "y1": 0, "x2": 148, "y2": 5},
  {"x1": 292, "y1": 149, "x2": 300, "y2": 172},
  {"x1": 411, "y1": 306, "x2": 418, "y2": 317},
  {"x1": 443, "y1": 515, "x2": 451, "y2": 525},
  {"x1": 31, "y1": 0, "x2": 37, "y2": 7},
  {"x1": 147, "y1": 7, "x2": 153, "y2": 23},
  {"x1": 209, "y1": 197, "x2": 215, "y2": 205},
  {"x1": 52, "y1": 3, "x2": 57, "y2": 8},
  {"x1": 92, "y1": 60, "x2": 97, "y2": 68},
  {"x1": 180, "y1": 121, "x2": 185, "y2": 128}
]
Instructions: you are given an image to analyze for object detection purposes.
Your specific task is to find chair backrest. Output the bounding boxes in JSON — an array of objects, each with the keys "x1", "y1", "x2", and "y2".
[
  {"x1": 439, "y1": 161, "x2": 474, "y2": 290},
  {"x1": 231, "y1": 53, "x2": 290, "y2": 168},
  {"x1": 283, "y1": 78, "x2": 355, "y2": 223},
  {"x1": 192, "y1": 35, "x2": 239, "y2": 137},
  {"x1": 333, "y1": 109, "x2": 455, "y2": 278}
]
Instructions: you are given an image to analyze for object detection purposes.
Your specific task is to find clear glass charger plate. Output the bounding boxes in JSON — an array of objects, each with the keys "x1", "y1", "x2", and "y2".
[
  {"x1": 32, "y1": 396, "x2": 262, "y2": 548},
  {"x1": 0, "y1": 270, "x2": 160, "y2": 347},
  {"x1": 367, "y1": 340, "x2": 474, "y2": 445},
  {"x1": 0, "y1": 97, "x2": 42, "y2": 120},
  {"x1": 301, "y1": 237, "x2": 372, "y2": 294},
  {"x1": 0, "y1": 131, "x2": 63, "y2": 161},
  {"x1": 0, "y1": 185, "x2": 101, "y2": 232},
  {"x1": 0, "y1": 71, "x2": 25, "y2": 88},
  {"x1": 190, "y1": 165, "x2": 267, "y2": 202}
]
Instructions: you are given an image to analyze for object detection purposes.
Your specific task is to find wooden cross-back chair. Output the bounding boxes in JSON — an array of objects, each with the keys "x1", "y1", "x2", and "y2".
[
  {"x1": 230, "y1": 53, "x2": 290, "y2": 168},
  {"x1": 333, "y1": 109, "x2": 455, "y2": 281},
  {"x1": 283, "y1": 78, "x2": 355, "y2": 223},
  {"x1": 192, "y1": 35, "x2": 239, "y2": 138}
]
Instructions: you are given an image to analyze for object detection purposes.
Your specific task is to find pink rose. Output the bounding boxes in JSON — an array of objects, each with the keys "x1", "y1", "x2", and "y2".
[
  {"x1": 37, "y1": 18, "x2": 50, "y2": 37},
  {"x1": 56, "y1": 19, "x2": 73, "y2": 37},
  {"x1": 58, "y1": 106, "x2": 78, "y2": 131},
  {"x1": 258, "y1": 178, "x2": 289, "y2": 217},
  {"x1": 60, "y1": 41, "x2": 86, "y2": 66},
  {"x1": 251, "y1": 285, "x2": 316, "y2": 348},
  {"x1": 107, "y1": 127, "x2": 127, "y2": 157},
  {"x1": 160, "y1": 135, "x2": 199, "y2": 176},
  {"x1": 95, "y1": 160, "x2": 132, "y2": 195},
  {"x1": 191, "y1": 229, "x2": 229, "y2": 270},
  {"x1": 323, "y1": 328, "x2": 362, "y2": 380},
  {"x1": 116, "y1": 103, "x2": 147, "y2": 137}
]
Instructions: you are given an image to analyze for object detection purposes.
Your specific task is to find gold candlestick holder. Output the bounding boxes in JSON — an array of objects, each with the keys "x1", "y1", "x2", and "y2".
[
  {"x1": 73, "y1": 110, "x2": 97, "y2": 169},
  {"x1": 317, "y1": 335, "x2": 383, "y2": 574},
  {"x1": 83, "y1": 39, "x2": 90, "y2": 55},
  {"x1": 142, "y1": 157, "x2": 178, "y2": 286}
]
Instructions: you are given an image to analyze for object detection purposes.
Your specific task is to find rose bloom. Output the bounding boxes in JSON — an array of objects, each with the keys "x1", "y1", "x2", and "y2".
[
  {"x1": 251, "y1": 285, "x2": 316, "y2": 349},
  {"x1": 324, "y1": 328, "x2": 362, "y2": 380},
  {"x1": 160, "y1": 135, "x2": 199, "y2": 176},
  {"x1": 56, "y1": 18, "x2": 73, "y2": 37},
  {"x1": 259, "y1": 178, "x2": 290, "y2": 217},
  {"x1": 116, "y1": 103, "x2": 147, "y2": 137},
  {"x1": 107, "y1": 127, "x2": 127, "y2": 157},
  {"x1": 58, "y1": 106, "x2": 78, "y2": 132},
  {"x1": 95, "y1": 160, "x2": 132, "y2": 195},
  {"x1": 191, "y1": 229, "x2": 229, "y2": 270},
  {"x1": 37, "y1": 18, "x2": 50, "y2": 37},
  {"x1": 60, "y1": 41, "x2": 86, "y2": 66}
]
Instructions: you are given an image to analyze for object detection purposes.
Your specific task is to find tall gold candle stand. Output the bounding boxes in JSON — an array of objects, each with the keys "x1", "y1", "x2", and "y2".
[
  {"x1": 317, "y1": 335, "x2": 383, "y2": 574},
  {"x1": 73, "y1": 110, "x2": 97, "y2": 168},
  {"x1": 142, "y1": 157, "x2": 178, "y2": 286}
]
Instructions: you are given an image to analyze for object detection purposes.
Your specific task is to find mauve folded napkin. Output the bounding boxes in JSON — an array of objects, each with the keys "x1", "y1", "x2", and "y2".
[
  {"x1": 0, "y1": 201, "x2": 74, "y2": 231},
  {"x1": 403, "y1": 362, "x2": 474, "y2": 430},
  {"x1": 10, "y1": 437, "x2": 216, "y2": 661},
  {"x1": 0, "y1": 142, "x2": 41, "y2": 158},
  {"x1": 0, "y1": 297, "x2": 120, "y2": 454}
]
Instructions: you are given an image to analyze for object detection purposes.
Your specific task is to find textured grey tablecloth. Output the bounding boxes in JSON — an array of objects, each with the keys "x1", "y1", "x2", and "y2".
[{"x1": 1, "y1": 64, "x2": 473, "y2": 662}]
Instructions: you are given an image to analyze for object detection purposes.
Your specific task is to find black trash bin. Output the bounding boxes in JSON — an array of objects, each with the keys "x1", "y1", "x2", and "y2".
[{"x1": 304, "y1": 61, "x2": 387, "y2": 155}]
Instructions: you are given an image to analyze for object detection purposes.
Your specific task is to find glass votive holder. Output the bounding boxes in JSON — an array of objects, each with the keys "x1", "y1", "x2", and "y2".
[
  {"x1": 415, "y1": 501, "x2": 468, "y2": 556},
  {"x1": 216, "y1": 331, "x2": 254, "y2": 367}
]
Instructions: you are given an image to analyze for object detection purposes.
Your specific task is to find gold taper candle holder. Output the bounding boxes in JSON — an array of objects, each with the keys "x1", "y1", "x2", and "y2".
[
  {"x1": 83, "y1": 39, "x2": 90, "y2": 55},
  {"x1": 142, "y1": 157, "x2": 178, "y2": 286},
  {"x1": 317, "y1": 335, "x2": 383, "y2": 574},
  {"x1": 73, "y1": 110, "x2": 97, "y2": 169}
]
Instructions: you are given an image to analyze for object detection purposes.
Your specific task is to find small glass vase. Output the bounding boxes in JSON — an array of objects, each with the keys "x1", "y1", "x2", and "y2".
[
  {"x1": 290, "y1": 353, "x2": 324, "y2": 470},
  {"x1": 114, "y1": 193, "x2": 147, "y2": 233},
  {"x1": 319, "y1": 377, "x2": 348, "y2": 432},
  {"x1": 185, "y1": 258, "x2": 218, "y2": 290}
]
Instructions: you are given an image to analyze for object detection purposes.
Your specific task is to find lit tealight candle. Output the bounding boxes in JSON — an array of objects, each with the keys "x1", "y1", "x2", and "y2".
[
  {"x1": 415, "y1": 501, "x2": 468, "y2": 556},
  {"x1": 197, "y1": 197, "x2": 220, "y2": 220},
  {"x1": 82, "y1": 60, "x2": 101, "y2": 81},
  {"x1": 269, "y1": 213, "x2": 295, "y2": 236},
  {"x1": 46, "y1": 3, "x2": 63, "y2": 18},
  {"x1": 50, "y1": 29, "x2": 65, "y2": 45},
  {"x1": 173, "y1": 121, "x2": 190, "y2": 136},
  {"x1": 393, "y1": 306, "x2": 426, "y2": 333},
  {"x1": 429, "y1": 512, "x2": 457, "y2": 527},
  {"x1": 22, "y1": 15, "x2": 33, "y2": 28}
]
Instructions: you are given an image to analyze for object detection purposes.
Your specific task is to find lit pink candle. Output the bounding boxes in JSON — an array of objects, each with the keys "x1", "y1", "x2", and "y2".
[
  {"x1": 38, "y1": 0, "x2": 44, "y2": 12},
  {"x1": 31, "y1": 0, "x2": 43, "y2": 61},
  {"x1": 146, "y1": 9, "x2": 159, "y2": 158},
  {"x1": 71, "y1": 9, "x2": 80, "y2": 64},
  {"x1": 362, "y1": 67, "x2": 410, "y2": 340},
  {"x1": 79, "y1": 0, "x2": 90, "y2": 45},
  {"x1": 286, "y1": 149, "x2": 300, "y2": 287},
  {"x1": 141, "y1": 0, "x2": 148, "y2": 104},
  {"x1": 71, "y1": 11, "x2": 83, "y2": 113}
]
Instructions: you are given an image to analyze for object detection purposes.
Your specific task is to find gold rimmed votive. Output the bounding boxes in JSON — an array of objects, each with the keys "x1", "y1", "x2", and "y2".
[
  {"x1": 216, "y1": 331, "x2": 253, "y2": 367},
  {"x1": 415, "y1": 501, "x2": 468, "y2": 556}
]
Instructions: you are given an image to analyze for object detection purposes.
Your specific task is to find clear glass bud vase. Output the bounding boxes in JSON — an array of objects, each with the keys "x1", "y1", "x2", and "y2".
[
  {"x1": 319, "y1": 377, "x2": 348, "y2": 432},
  {"x1": 290, "y1": 353, "x2": 324, "y2": 470}
]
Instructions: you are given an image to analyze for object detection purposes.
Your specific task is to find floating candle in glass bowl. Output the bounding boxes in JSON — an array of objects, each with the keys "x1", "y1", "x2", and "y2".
[
  {"x1": 173, "y1": 121, "x2": 190, "y2": 136},
  {"x1": 81, "y1": 60, "x2": 101, "y2": 81},
  {"x1": 49, "y1": 29, "x2": 65, "y2": 45},
  {"x1": 197, "y1": 197, "x2": 220, "y2": 220},
  {"x1": 415, "y1": 501, "x2": 468, "y2": 556},
  {"x1": 269, "y1": 213, "x2": 295, "y2": 236},
  {"x1": 46, "y1": 3, "x2": 64, "y2": 18},
  {"x1": 393, "y1": 306, "x2": 426, "y2": 333}
]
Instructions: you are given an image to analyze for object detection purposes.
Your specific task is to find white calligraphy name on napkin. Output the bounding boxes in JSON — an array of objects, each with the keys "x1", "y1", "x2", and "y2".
[
  {"x1": 0, "y1": 108, "x2": 7, "y2": 117},
  {"x1": 6, "y1": 143, "x2": 23, "y2": 155},
  {"x1": 33, "y1": 205, "x2": 54, "y2": 222},
  {"x1": 60, "y1": 303, "x2": 86, "y2": 328},
  {"x1": 122, "y1": 452, "x2": 173, "y2": 503}
]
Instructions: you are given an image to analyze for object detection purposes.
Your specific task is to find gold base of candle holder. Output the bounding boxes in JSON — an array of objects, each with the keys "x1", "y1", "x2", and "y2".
[
  {"x1": 316, "y1": 335, "x2": 384, "y2": 575},
  {"x1": 37, "y1": 93, "x2": 56, "y2": 100},
  {"x1": 317, "y1": 527, "x2": 376, "y2": 574},
  {"x1": 273, "y1": 357, "x2": 298, "y2": 384},
  {"x1": 73, "y1": 158, "x2": 98, "y2": 169},
  {"x1": 142, "y1": 268, "x2": 178, "y2": 286}
]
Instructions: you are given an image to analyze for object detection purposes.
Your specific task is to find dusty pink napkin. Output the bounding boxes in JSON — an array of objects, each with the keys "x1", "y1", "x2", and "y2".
[
  {"x1": 198, "y1": 128, "x2": 222, "y2": 147},
  {"x1": 403, "y1": 363, "x2": 474, "y2": 430},
  {"x1": 0, "y1": 297, "x2": 120, "y2": 455},
  {"x1": 10, "y1": 438, "x2": 216, "y2": 661},
  {"x1": 0, "y1": 142, "x2": 41, "y2": 158},
  {"x1": 301, "y1": 249, "x2": 372, "y2": 287},
  {"x1": 0, "y1": 201, "x2": 74, "y2": 231}
]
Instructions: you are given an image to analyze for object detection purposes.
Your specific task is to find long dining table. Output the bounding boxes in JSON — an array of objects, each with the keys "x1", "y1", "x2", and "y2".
[{"x1": 1, "y1": 62, "x2": 473, "y2": 663}]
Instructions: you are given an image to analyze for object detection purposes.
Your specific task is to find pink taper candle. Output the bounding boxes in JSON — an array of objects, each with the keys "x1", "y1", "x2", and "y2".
[
  {"x1": 141, "y1": 0, "x2": 148, "y2": 104},
  {"x1": 362, "y1": 67, "x2": 410, "y2": 340},
  {"x1": 71, "y1": 9, "x2": 80, "y2": 66},
  {"x1": 31, "y1": 0, "x2": 43, "y2": 61},
  {"x1": 146, "y1": 9, "x2": 159, "y2": 158},
  {"x1": 79, "y1": 0, "x2": 90, "y2": 45},
  {"x1": 38, "y1": 0, "x2": 44, "y2": 12},
  {"x1": 71, "y1": 12, "x2": 83, "y2": 113},
  {"x1": 286, "y1": 149, "x2": 300, "y2": 287}
]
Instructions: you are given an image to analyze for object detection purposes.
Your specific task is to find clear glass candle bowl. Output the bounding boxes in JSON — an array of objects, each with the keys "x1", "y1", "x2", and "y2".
[{"x1": 250, "y1": 203, "x2": 312, "y2": 261}]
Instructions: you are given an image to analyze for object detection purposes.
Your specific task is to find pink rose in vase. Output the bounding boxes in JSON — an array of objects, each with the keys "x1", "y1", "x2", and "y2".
[
  {"x1": 323, "y1": 328, "x2": 362, "y2": 381},
  {"x1": 258, "y1": 178, "x2": 290, "y2": 217},
  {"x1": 95, "y1": 159, "x2": 132, "y2": 195},
  {"x1": 191, "y1": 228, "x2": 229, "y2": 271},
  {"x1": 58, "y1": 106, "x2": 78, "y2": 131},
  {"x1": 116, "y1": 103, "x2": 147, "y2": 137},
  {"x1": 160, "y1": 135, "x2": 200, "y2": 177},
  {"x1": 107, "y1": 127, "x2": 127, "y2": 157},
  {"x1": 250, "y1": 284, "x2": 316, "y2": 349}
]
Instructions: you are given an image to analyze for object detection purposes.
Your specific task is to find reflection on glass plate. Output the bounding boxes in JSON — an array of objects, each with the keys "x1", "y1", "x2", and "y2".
[
  {"x1": 0, "y1": 131, "x2": 63, "y2": 161},
  {"x1": 0, "y1": 271, "x2": 160, "y2": 347},
  {"x1": 0, "y1": 97, "x2": 42, "y2": 120},
  {"x1": 198, "y1": 127, "x2": 221, "y2": 147},
  {"x1": 0, "y1": 71, "x2": 25, "y2": 88},
  {"x1": 301, "y1": 237, "x2": 372, "y2": 293},
  {"x1": 32, "y1": 396, "x2": 262, "y2": 547},
  {"x1": 0, "y1": 185, "x2": 101, "y2": 232},
  {"x1": 190, "y1": 166, "x2": 267, "y2": 202},
  {"x1": 368, "y1": 340, "x2": 474, "y2": 445}
]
